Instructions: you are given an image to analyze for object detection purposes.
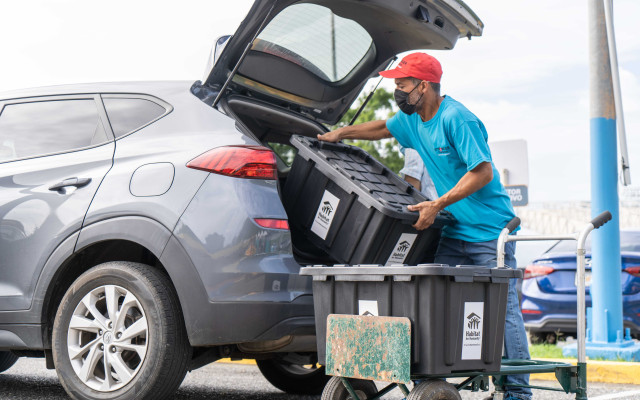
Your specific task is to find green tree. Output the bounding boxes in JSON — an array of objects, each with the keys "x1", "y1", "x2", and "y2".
[{"x1": 332, "y1": 88, "x2": 404, "y2": 174}]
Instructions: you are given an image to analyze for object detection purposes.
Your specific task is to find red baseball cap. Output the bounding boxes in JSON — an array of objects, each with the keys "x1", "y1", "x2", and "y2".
[{"x1": 379, "y1": 52, "x2": 442, "y2": 83}]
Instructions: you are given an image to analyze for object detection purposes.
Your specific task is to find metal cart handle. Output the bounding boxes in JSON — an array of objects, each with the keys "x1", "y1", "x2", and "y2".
[
  {"x1": 496, "y1": 210, "x2": 612, "y2": 365},
  {"x1": 590, "y1": 211, "x2": 612, "y2": 229}
]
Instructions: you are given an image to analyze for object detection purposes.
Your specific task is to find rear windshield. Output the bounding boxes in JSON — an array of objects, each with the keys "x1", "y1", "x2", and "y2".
[
  {"x1": 254, "y1": 3, "x2": 373, "y2": 82},
  {"x1": 548, "y1": 231, "x2": 640, "y2": 253}
]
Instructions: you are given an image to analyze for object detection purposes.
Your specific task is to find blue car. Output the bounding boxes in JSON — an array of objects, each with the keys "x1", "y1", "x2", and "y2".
[{"x1": 521, "y1": 230, "x2": 640, "y2": 343}]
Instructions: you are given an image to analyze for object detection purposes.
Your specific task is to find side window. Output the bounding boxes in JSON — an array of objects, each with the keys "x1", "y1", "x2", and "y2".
[
  {"x1": 103, "y1": 98, "x2": 166, "y2": 138},
  {"x1": 0, "y1": 99, "x2": 108, "y2": 161}
]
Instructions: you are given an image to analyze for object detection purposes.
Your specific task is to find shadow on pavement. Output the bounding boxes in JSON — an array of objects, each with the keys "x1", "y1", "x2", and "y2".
[{"x1": 0, "y1": 373, "x2": 322, "y2": 400}]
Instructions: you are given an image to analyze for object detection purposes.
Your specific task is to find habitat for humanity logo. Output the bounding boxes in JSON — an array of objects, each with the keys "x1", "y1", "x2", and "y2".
[
  {"x1": 385, "y1": 233, "x2": 417, "y2": 265},
  {"x1": 311, "y1": 191, "x2": 340, "y2": 240},
  {"x1": 397, "y1": 241, "x2": 411, "y2": 252},
  {"x1": 320, "y1": 201, "x2": 334, "y2": 219},
  {"x1": 467, "y1": 312, "x2": 481, "y2": 330},
  {"x1": 461, "y1": 302, "x2": 484, "y2": 360}
]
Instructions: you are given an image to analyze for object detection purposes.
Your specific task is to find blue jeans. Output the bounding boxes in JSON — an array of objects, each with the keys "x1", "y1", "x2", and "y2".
[{"x1": 434, "y1": 236, "x2": 532, "y2": 400}]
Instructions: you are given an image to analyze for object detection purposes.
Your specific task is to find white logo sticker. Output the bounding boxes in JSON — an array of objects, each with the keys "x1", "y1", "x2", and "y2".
[
  {"x1": 358, "y1": 300, "x2": 379, "y2": 316},
  {"x1": 461, "y1": 302, "x2": 484, "y2": 360},
  {"x1": 385, "y1": 233, "x2": 418, "y2": 265},
  {"x1": 310, "y1": 190, "x2": 340, "y2": 240}
]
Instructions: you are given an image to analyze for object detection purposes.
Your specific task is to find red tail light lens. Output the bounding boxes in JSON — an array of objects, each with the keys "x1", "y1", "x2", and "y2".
[
  {"x1": 187, "y1": 145, "x2": 277, "y2": 180},
  {"x1": 254, "y1": 218, "x2": 289, "y2": 230},
  {"x1": 624, "y1": 266, "x2": 640, "y2": 277},
  {"x1": 521, "y1": 309, "x2": 542, "y2": 315},
  {"x1": 523, "y1": 265, "x2": 555, "y2": 279}
]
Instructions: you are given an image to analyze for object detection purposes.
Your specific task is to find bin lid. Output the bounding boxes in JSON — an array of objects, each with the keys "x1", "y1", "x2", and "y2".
[
  {"x1": 300, "y1": 264, "x2": 522, "y2": 283},
  {"x1": 290, "y1": 135, "x2": 456, "y2": 226}
]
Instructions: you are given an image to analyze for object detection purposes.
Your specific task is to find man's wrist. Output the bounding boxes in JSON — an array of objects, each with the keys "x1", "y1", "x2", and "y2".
[{"x1": 432, "y1": 199, "x2": 446, "y2": 211}]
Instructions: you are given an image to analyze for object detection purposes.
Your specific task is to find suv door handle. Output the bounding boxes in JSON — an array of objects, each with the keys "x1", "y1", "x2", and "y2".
[{"x1": 49, "y1": 177, "x2": 92, "y2": 192}]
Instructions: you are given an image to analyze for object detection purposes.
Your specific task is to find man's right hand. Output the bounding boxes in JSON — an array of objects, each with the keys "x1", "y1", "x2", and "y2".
[
  {"x1": 317, "y1": 128, "x2": 343, "y2": 143},
  {"x1": 317, "y1": 120, "x2": 392, "y2": 143}
]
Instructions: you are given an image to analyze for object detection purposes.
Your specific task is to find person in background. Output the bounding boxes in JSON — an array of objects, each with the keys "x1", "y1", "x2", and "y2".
[{"x1": 400, "y1": 146, "x2": 438, "y2": 201}]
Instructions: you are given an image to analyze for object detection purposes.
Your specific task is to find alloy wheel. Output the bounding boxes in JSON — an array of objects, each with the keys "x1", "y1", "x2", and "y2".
[{"x1": 66, "y1": 285, "x2": 148, "y2": 392}]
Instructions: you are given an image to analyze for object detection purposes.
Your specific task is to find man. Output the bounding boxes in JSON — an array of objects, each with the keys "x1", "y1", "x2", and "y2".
[{"x1": 318, "y1": 52, "x2": 531, "y2": 400}]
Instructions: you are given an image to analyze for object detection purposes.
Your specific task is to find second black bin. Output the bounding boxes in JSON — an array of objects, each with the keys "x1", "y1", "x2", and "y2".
[
  {"x1": 300, "y1": 264, "x2": 522, "y2": 375},
  {"x1": 283, "y1": 136, "x2": 455, "y2": 265}
]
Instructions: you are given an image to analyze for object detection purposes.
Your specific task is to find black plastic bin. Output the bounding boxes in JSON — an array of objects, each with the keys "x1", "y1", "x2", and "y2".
[
  {"x1": 300, "y1": 264, "x2": 522, "y2": 375},
  {"x1": 283, "y1": 136, "x2": 455, "y2": 265}
]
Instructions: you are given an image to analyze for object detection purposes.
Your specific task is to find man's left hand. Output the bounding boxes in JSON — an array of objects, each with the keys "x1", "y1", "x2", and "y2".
[{"x1": 407, "y1": 201, "x2": 441, "y2": 230}]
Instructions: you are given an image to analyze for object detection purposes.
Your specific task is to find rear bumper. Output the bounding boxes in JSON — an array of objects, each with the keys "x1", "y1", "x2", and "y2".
[
  {"x1": 188, "y1": 297, "x2": 316, "y2": 347},
  {"x1": 526, "y1": 317, "x2": 640, "y2": 334},
  {"x1": 522, "y1": 280, "x2": 640, "y2": 334}
]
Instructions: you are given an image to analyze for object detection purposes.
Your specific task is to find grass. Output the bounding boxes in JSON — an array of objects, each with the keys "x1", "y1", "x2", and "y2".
[
  {"x1": 529, "y1": 343, "x2": 565, "y2": 359},
  {"x1": 529, "y1": 343, "x2": 629, "y2": 362}
]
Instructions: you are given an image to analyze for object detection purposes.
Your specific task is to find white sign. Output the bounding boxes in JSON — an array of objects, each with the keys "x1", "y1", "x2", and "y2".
[
  {"x1": 385, "y1": 233, "x2": 418, "y2": 265},
  {"x1": 461, "y1": 302, "x2": 484, "y2": 360},
  {"x1": 311, "y1": 190, "x2": 340, "y2": 240},
  {"x1": 358, "y1": 300, "x2": 379, "y2": 316},
  {"x1": 489, "y1": 139, "x2": 529, "y2": 187}
]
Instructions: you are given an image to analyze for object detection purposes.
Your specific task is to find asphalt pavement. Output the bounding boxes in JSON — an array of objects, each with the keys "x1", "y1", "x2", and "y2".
[{"x1": 1, "y1": 358, "x2": 639, "y2": 400}]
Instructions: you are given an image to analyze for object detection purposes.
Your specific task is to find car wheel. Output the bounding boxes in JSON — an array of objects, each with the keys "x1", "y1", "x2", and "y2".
[
  {"x1": 256, "y1": 357, "x2": 330, "y2": 395},
  {"x1": 321, "y1": 376, "x2": 378, "y2": 400},
  {"x1": 52, "y1": 262, "x2": 192, "y2": 400},
  {"x1": 407, "y1": 380, "x2": 461, "y2": 400},
  {"x1": 0, "y1": 351, "x2": 18, "y2": 373}
]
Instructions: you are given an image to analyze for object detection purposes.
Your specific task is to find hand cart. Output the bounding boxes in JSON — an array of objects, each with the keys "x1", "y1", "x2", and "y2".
[{"x1": 302, "y1": 211, "x2": 612, "y2": 400}]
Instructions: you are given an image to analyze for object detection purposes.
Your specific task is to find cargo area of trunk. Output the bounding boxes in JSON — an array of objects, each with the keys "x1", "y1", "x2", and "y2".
[{"x1": 223, "y1": 95, "x2": 449, "y2": 266}]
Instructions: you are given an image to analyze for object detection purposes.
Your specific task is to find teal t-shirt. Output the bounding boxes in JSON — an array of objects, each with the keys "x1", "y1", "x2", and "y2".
[{"x1": 387, "y1": 96, "x2": 516, "y2": 242}]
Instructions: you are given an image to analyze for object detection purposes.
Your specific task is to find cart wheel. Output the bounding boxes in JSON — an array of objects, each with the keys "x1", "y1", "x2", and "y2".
[
  {"x1": 321, "y1": 376, "x2": 378, "y2": 400},
  {"x1": 256, "y1": 358, "x2": 329, "y2": 395},
  {"x1": 407, "y1": 380, "x2": 461, "y2": 400}
]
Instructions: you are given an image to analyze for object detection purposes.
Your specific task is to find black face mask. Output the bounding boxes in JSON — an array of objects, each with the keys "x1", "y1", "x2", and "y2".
[{"x1": 394, "y1": 84, "x2": 423, "y2": 115}]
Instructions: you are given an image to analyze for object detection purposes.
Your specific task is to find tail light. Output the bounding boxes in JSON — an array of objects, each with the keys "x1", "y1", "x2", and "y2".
[
  {"x1": 521, "y1": 309, "x2": 542, "y2": 315},
  {"x1": 187, "y1": 145, "x2": 277, "y2": 180},
  {"x1": 624, "y1": 266, "x2": 640, "y2": 278},
  {"x1": 523, "y1": 265, "x2": 555, "y2": 279},
  {"x1": 254, "y1": 218, "x2": 289, "y2": 230}
]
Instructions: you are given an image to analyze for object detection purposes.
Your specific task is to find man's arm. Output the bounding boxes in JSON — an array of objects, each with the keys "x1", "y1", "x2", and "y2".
[
  {"x1": 408, "y1": 162, "x2": 493, "y2": 230},
  {"x1": 317, "y1": 120, "x2": 392, "y2": 142}
]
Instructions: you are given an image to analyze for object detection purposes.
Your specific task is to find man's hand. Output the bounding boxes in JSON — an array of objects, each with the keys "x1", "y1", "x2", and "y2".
[
  {"x1": 317, "y1": 120, "x2": 392, "y2": 143},
  {"x1": 317, "y1": 128, "x2": 343, "y2": 143},
  {"x1": 408, "y1": 201, "x2": 441, "y2": 230}
]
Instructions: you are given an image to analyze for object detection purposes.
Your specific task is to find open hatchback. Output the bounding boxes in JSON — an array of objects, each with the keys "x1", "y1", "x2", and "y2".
[{"x1": 195, "y1": 0, "x2": 483, "y2": 128}]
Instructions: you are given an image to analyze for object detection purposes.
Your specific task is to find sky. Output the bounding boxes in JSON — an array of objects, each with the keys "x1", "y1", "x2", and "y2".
[{"x1": 0, "y1": 0, "x2": 638, "y2": 203}]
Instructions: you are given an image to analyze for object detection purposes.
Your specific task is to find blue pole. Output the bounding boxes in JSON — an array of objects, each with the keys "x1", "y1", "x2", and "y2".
[{"x1": 589, "y1": 0, "x2": 623, "y2": 344}]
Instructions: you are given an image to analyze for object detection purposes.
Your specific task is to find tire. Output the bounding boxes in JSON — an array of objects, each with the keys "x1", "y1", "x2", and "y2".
[
  {"x1": 407, "y1": 380, "x2": 461, "y2": 400},
  {"x1": 0, "y1": 351, "x2": 18, "y2": 373},
  {"x1": 256, "y1": 357, "x2": 330, "y2": 395},
  {"x1": 321, "y1": 376, "x2": 378, "y2": 400},
  {"x1": 52, "y1": 262, "x2": 192, "y2": 400}
]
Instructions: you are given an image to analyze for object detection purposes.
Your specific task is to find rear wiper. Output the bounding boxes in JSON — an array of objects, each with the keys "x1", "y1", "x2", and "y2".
[{"x1": 348, "y1": 56, "x2": 397, "y2": 126}]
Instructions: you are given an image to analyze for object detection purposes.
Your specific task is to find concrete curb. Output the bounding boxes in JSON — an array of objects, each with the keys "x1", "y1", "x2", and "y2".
[
  {"x1": 218, "y1": 358, "x2": 640, "y2": 384},
  {"x1": 532, "y1": 358, "x2": 640, "y2": 384}
]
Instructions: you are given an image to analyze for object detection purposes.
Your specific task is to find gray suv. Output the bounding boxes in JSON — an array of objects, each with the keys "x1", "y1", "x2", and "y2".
[{"x1": 0, "y1": 1, "x2": 482, "y2": 399}]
